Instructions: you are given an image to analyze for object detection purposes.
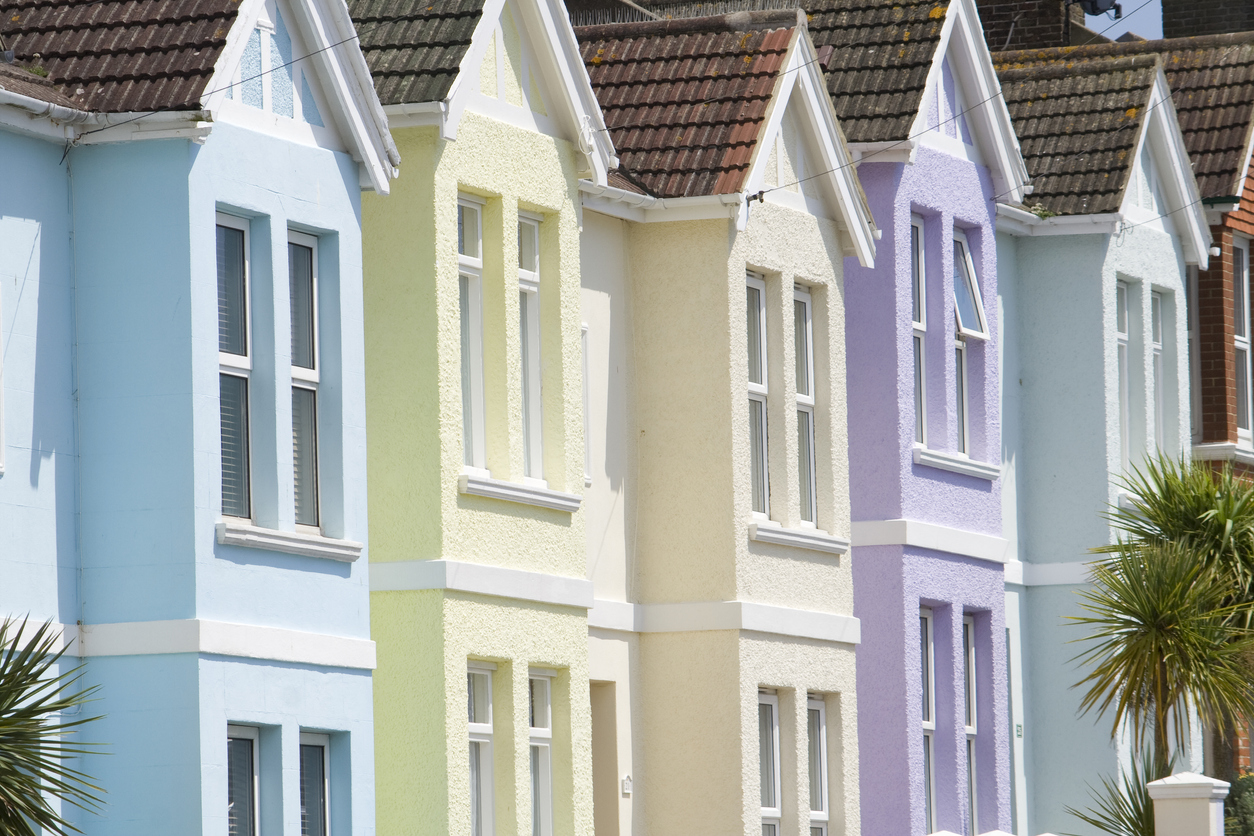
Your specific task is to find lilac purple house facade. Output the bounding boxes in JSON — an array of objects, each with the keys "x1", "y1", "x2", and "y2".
[{"x1": 833, "y1": 0, "x2": 1029, "y2": 833}]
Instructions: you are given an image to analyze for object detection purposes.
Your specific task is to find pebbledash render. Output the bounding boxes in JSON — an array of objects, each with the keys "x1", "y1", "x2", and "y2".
[
  {"x1": 0, "y1": 0, "x2": 398, "y2": 833},
  {"x1": 835, "y1": 0, "x2": 1028, "y2": 834},
  {"x1": 571, "y1": 9, "x2": 878, "y2": 836}
]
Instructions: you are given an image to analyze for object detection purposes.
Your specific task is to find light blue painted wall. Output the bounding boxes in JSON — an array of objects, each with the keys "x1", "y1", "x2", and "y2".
[{"x1": 998, "y1": 219, "x2": 1193, "y2": 836}]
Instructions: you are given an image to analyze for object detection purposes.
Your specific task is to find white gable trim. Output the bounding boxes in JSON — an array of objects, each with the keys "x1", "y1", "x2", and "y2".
[
  {"x1": 1122, "y1": 70, "x2": 1211, "y2": 268},
  {"x1": 202, "y1": 0, "x2": 399, "y2": 194},
  {"x1": 907, "y1": 0, "x2": 1029, "y2": 204},
  {"x1": 741, "y1": 22, "x2": 877, "y2": 266},
  {"x1": 423, "y1": 0, "x2": 616, "y2": 184}
]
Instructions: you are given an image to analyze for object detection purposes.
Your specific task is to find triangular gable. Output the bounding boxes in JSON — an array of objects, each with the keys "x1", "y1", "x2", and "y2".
[
  {"x1": 919, "y1": 56, "x2": 982, "y2": 163},
  {"x1": 1119, "y1": 70, "x2": 1211, "y2": 267},
  {"x1": 905, "y1": 0, "x2": 1029, "y2": 203},
  {"x1": 205, "y1": 0, "x2": 399, "y2": 194},
  {"x1": 742, "y1": 21, "x2": 877, "y2": 267},
  {"x1": 403, "y1": 0, "x2": 617, "y2": 185}
]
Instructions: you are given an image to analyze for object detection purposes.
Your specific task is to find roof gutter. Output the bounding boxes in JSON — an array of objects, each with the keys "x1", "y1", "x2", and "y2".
[
  {"x1": 580, "y1": 180, "x2": 744, "y2": 223},
  {"x1": 0, "y1": 87, "x2": 212, "y2": 142},
  {"x1": 995, "y1": 202, "x2": 1122, "y2": 235}
]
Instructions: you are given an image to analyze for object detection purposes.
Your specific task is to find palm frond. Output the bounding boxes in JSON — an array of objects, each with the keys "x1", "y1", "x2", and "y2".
[{"x1": 1064, "y1": 749, "x2": 1162, "y2": 836}]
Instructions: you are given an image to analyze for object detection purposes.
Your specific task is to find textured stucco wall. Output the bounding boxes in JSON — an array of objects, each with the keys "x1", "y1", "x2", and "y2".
[
  {"x1": 372, "y1": 590, "x2": 592, "y2": 836},
  {"x1": 847, "y1": 142, "x2": 1010, "y2": 836},
  {"x1": 998, "y1": 218, "x2": 1192, "y2": 836},
  {"x1": 362, "y1": 111, "x2": 586, "y2": 578}
]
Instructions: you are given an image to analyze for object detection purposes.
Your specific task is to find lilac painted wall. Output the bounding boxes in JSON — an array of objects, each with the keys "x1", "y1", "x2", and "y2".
[{"x1": 847, "y1": 141, "x2": 1010, "y2": 835}]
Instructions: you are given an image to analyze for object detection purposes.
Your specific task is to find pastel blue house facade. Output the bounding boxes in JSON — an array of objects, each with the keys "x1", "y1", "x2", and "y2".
[{"x1": 0, "y1": 0, "x2": 397, "y2": 832}]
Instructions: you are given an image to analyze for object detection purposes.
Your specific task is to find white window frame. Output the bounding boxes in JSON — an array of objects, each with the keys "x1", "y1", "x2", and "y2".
[
  {"x1": 529, "y1": 670, "x2": 555, "y2": 836},
  {"x1": 290, "y1": 229, "x2": 321, "y2": 531},
  {"x1": 963, "y1": 616, "x2": 978, "y2": 836},
  {"x1": 1236, "y1": 240, "x2": 1252, "y2": 442},
  {"x1": 954, "y1": 338, "x2": 968, "y2": 455},
  {"x1": 581, "y1": 323, "x2": 591, "y2": 487},
  {"x1": 227, "y1": 724, "x2": 261, "y2": 836},
  {"x1": 807, "y1": 696, "x2": 828, "y2": 836},
  {"x1": 912, "y1": 216, "x2": 927, "y2": 447},
  {"x1": 794, "y1": 284, "x2": 817, "y2": 526},
  {"x1": 1188, "y1": 266, "x2": 1201, "y2": 444},
  {"x1": 1151, "y1": 290, "x2": 1164, "y2": 452},
  {"x1": 920, "y1": 609, "x2": 936, "y2": 835},
  {"x1": 468, "y1": 661, "x2": 496, "y2": 836},
  {"x1": 759, "y1": 690, "x2": 782, "y2": 835},
  {"x1": 952, "y1": 231, "x2": 989, "y2": 340},
  {"x1": 518, "y1": 214, "x2": 544, "y2": 481},
  {"x1": 1117, "y1": 281, "x2": 1132, "y2": 469},
  {"x1": 459, "y1": 196, "x2": 487, "y2": 472},
  {"x1": 747, "y1": 272, "x2": 770, "y2": 518},
  {"x1": 299, "y1": 731, "x2": 331, "y2": 836},
  {"x1": 218, "y1": 212, "x2": 253, "y2": 520}
]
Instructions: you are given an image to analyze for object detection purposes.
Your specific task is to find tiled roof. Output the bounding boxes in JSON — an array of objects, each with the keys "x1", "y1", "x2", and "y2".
[
  {"x1": 566, "y1": 0, "x2": 949, "y2": 144},
  {"x1": 0, "y1": 0, "x2": 240, "y2": 112},
  {"x1": 574, "y1": 11, "x2": 796, "y2": 198},
  {"x1": 997, "y1": 31, "x2": 1254, "y2": 200},
  {"x1": 0, "y1": 60, "x2": 78, "y2": 108},
  {"x1": 996, "y1": 55, "x2": 1158, "y2": 216},
  {"x1": 349, "y1": 0, "x2": 485, "y2": 105}
]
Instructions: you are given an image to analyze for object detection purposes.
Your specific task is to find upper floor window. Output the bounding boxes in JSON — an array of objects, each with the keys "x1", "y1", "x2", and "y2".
[
  {"x1": 1151, "y1": 291, "x2": 1164, "y2": 452},
  {"x1": 290, "y1": 232, "x2": 320, "y2": 529},
  {"x1": 912, "y1": 216, "x2": 927, "y2": 446},
  {"x1": 1117, "y1": 281, "x2": 1131, "y2": 469},
  {"x1": 518, "y1": 217, "x2": 544, "y2": 479},
  {"x1": 747, "y1": 273, "x2": 770, "y2": 516},
  {"x1": 218, "y1": 215, "x2": 252, "y2": 519},
  {"x1": 1236, "y1": 241, "x2": 1252, "y2": 441},
  {"x1": 795, "y1": 286, "x2": 816, "y2": 525},
  {"x1": 952, "y1": 232, "x2": 986, "y2": 456},
  {"x1": 459, "y1": 198, "x2": 487, "y2": 470}
]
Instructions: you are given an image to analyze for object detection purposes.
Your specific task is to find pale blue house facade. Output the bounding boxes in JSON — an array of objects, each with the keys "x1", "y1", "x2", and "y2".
[{"x1": 0, "y1": 0, "x2": 397, "y2": 832}]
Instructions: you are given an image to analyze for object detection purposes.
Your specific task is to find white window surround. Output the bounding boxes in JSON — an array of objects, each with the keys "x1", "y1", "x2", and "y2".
[
  {"x1": 218, "y1": 212, "x2": 254, "y2": 521},
  {"x1": 954, "y1": 337, "x2": 969, "y2": 455},
  {"x1": 794, "y1": 284, "x2": 817, "y2": 526},
  {"x1": 748, "y1": 521, "x2": 849, "y2": 555},
  {"x1": 963, "y1": 615, "x2": 979, "y2": 835},
  {"x1": 458, "y1": 471, "x2": 581, "y2": 513},
  {"x1": 468, "y1": 663, "x2": 495, "y2": 836},
  {"x1": 228, "y1": 724, "x2": 261, "y2": 836},
  {"x1": 759, "y1": 690, "x2": 782, "y2": 835},
  {"x1": 299, "y1": 731, "x2": 331, "y2": 836},
  {"x1": 518, "y1": 214, "x2": 544, "y2": 481},
  {"x1": 460, "y1": 195, "x2": 487, "y2": 470},
  {"x1": 912, "y1": 445, "x2": 1000, "y2": 481},
  {"x1": 920, "y1": 609, "x2": 936, "y2": 835},
  {"x1": 216, "y1": 520, "x2": 362, "y2": 562},
  {"x1": 290, "y1": 229, "x2": 321, "y2": 532},
  {"x1": 1117, "y1": 280, "x2": 1133, "y2": 468},
  {"x1": 747, "y1": 272, "x2": 770, "y2": 518},
  {"x1": 1151, "y1": 290, "x2": 1164, "y2": 452},
  {"x1": 912, "y1": 215, "x2": 927, "y2": 448},
  {"x1": 807, "y1": 696, "x2": 829, "y2": 836},
  {"x1": 1236, "y1": 240, "x2": 1252, "y2": 443},
  {"x1": 529, "y1": 671, "x2": 554, "y2": 836}
]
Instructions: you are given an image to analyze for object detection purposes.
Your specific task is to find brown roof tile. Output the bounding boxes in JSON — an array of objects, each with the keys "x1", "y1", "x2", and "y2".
[
  {"x1": 566, "y1": 0, "x2": 950, "y2": 144},
  {"x1": 0, "y1": 59, "x2": 77, "y2": 107},
  {"x1": 996, "y1": 55, "x2": 1157, "y2": 216},
  {"x1": 997, "y1": 31, "x2": 1254, "y2": 200},
  {"x1": 575, "y1": 11, "x2": 797, "y2": 197},
  {"x1": 349, "y1": 0, "x2": 485, "y2": 105},
  {"x1": 0, "y1": 0, "x2": 240, "y2": 112}
]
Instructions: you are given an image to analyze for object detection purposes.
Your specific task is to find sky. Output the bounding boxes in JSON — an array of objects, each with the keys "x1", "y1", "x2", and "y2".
[{"x1": 1084, "y1": 0, "x2": 1164, "y2": 41}]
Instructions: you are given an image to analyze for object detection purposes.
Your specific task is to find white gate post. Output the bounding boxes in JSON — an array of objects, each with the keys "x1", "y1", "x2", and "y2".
[{"x1": 1147, "y1": 772, "x2": 1230, "y2": 836}]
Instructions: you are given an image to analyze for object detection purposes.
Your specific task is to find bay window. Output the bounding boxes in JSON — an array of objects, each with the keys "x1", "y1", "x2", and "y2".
[
  {"x1": 218, "y1": 215, "x2": 252, "y2": 519},
  {"x1": 795, "y1": 286, "x2": 816, "y2": 524},
  {"x1": 459, "y1": 198, "x2": 486, "y2": 470},
  {"x1": 759, "y1": 690, "x2": 781, "y2": 836},
  {"x1": 290, "y1": 232, "x2": 320, "y2": 528},
  {"x1": 747, "y1": 273, "x2": 769, "y2": 516},
  {"x1": 468, "y1": 664, "x2": 495, "y2": 836},
  {"x1": 518, "y1": 217, "x2": 543, "y2": 479}
]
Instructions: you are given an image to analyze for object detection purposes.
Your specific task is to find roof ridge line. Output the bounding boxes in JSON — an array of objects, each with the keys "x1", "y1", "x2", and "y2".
[
  {"x1": 574, "y1": 8, "x2": 801, "y2": 41},
  {"x1": 996, "y1": 53, "x2": 1160, "y2": 82}
]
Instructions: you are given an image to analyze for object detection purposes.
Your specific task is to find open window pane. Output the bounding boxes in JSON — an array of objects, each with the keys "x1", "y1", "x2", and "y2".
[
  {"x1": 953, "y1": 239, "x2": 984, "y2": 335},
  {"x1": 221, "y1": 374, "x2": 251, "y2": 518},
  {"x1": 293, "y1": 387, "x2": 319, "y2": 526},
  {"x1": 227, "y1": 737, "x2": 255, "y2": 836},
  {"x1": 290, "y1": 243, "x2": 316, "y2": 370},
  {"x1": 218, "y1": 225, "x2": 247, "y2": 357},
  {"x1": 300, "y1": 744, "x2": 327, "y2": 836}
]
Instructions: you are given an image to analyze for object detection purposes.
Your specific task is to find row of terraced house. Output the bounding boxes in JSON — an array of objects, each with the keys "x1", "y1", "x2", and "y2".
[{"x1": 1, "y1": 0, "x2": 1253, "y2": 833}]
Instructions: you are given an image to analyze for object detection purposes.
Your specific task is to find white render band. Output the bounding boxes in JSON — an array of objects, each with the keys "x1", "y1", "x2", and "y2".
[
  {"x1": 370, "y1": 559, "x2": 595, "y2": 609},
  {"x1": 851, "y1": 518, "x2": 1010, "y2": 563},
  {"x1": 588, "y1": 599, "x2": 861, "y2": 645}
]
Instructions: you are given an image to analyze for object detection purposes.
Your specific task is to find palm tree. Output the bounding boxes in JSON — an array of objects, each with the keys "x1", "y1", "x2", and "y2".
[{"x1": 0, "y1": 618, "x2": 103, "y2": 835}]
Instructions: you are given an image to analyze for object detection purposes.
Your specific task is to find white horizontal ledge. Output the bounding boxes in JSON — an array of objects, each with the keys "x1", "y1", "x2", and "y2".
[
  {"x1": 913, "y1": 446, "x2": 1001, "y2": 480},
  {"x1": 45, "y1": 619, "x2": 375, "y2": 669},
  {"x1": 748, "y1": 522, "x2": 849, "y2": 555},
  {"x1": 458, "y1": 473, "x2": 581, "y2": 513},
  {"x1": 1192, "y1": 442, "x2": 1254, "y2": 468},
  {"x1": 851, "y1": 519, "x2": 1009, "y2": 564},
  {"x1": 1004, "y1": 560, "x2": 1091, "y2": 587},
  {"x1": 587, "y1": 599, "x2": 860, "y2": 645},
  {"x1": 216, "y1": 521, "x2": 362, "y2": 562},
  {"x1": 370, "y1": 559, "x2": 594, "y2": 609}
]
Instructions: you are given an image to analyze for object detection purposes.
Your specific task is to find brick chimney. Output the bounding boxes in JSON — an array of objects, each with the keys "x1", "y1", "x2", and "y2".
[
  {"x1": 976, "y1": 0, "x2": 1083, "y2": 52},
  {"x1": 1161, "y1": 0, "x2": 1254, "y2": 39}
]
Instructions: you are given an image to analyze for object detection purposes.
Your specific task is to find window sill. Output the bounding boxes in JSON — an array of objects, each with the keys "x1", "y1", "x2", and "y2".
[
  {"x1": 458, "y1": 472, "x2": 581, "y2": 513},
  {"x1": 912, "y1": 446, "x2": 1000, "y2": 481},
  {"x1": 748, "y1": 522, "x2": 850, "y2": 555},
  {"x1": 215, "y1": 521, "x2": 363, "y2": 562}
]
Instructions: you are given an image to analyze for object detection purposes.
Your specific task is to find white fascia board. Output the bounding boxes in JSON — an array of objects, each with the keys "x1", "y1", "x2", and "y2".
[
  {"x1": 1003, "y1": 560, "x2": 1093, "y2": 586},
  {"x1": 579, "y1": 182, "x2": 743, "y2": 223},
  {"x1": 851, "y1": 518, "x2": 1009, "y2": 563},
  {"x1": 383, "y1": 101, "x2": 447, "y2": 129},
  {"x1": 739, "y1": 23, "x2": 877, "y2": 266},
  {"x1": 1145, "y1": 70, "x2": 1211, "y2": 269},
  {"x1": 370, "y1": 559, "x2": 594, "y2": 609},
  {"x1": 994, "y1": 203, "x2": 1121, "y2": 236},
  {"x1": 849, "y1": 140, "x2": 916, "y2": 165},
  {"x1": 586, "y1": 599, "x2": 860, "y2": 644},
  {"x1": 0, "y1": 92, "x2": 211, "y2": 144},
  {"x1": 59, "y1": 619, "x2": 376, "y2": 669}
]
